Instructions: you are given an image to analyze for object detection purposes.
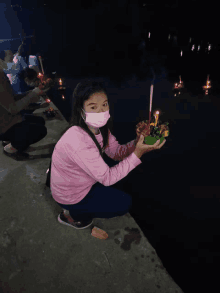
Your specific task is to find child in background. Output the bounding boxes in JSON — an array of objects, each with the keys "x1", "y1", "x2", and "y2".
[{"x1": 3, "y1": 41, "x2": 28, "y2": 94}]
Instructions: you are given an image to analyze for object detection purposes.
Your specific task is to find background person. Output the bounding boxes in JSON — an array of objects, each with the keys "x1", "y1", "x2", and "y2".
[
  {"x1": 18, "y1": 67, "x2": 41, "y2": 92},
  {"x1": 2, "y1": 41, "x2": 28, "y2": 94},
  {"x1": 0, "y1": 49, "x2": 50, "y2": 155}
]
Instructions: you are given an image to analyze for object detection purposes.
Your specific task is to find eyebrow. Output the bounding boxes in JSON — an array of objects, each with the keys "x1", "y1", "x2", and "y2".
[{"x1": 87, "y1": 99, "x2": 108, "y2": 106}]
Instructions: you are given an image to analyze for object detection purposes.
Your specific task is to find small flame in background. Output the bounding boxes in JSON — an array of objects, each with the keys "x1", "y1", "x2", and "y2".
[
  {"x1": 202, "y1": 75, "x2": 211, "y2": 95},
  {"x1": 147, "y1": 31, "x2": 213, "y2": 97}
]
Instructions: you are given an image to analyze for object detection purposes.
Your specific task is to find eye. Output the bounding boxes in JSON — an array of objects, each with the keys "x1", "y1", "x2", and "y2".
[{"x1": 91, "y1": 102, "x2": 108, "y2": 110}]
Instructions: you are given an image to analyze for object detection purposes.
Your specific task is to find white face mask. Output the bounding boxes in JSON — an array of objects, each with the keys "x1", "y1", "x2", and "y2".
[{"x1": 81, "y1": 108, "x2": 110, "y2": 128}]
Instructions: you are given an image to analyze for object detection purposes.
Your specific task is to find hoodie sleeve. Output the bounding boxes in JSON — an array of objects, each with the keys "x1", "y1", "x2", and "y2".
[
  {"x1": 0, "y1": 71, "x2": 36, "y2": 115},
  {"x1": 63, "y1": 128, "x2": 142, "y2": 187},
  {"x1": 104, "y1": 131, "x2": 136, "y2": 161},
  {"x1": 70, "y1": 146, "x2": 141, "y2": 187}
]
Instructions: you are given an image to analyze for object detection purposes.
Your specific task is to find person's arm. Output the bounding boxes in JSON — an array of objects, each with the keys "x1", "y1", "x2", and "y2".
[
  {"x1": 0, "y1": 71, "x2": 41, "y2": 115},
  {"x1": 133, "y1": 149, "x2": 142, "y2": 159},
  {"x1": 14, "y1": 90, "x2": 33, "y2": 101}
]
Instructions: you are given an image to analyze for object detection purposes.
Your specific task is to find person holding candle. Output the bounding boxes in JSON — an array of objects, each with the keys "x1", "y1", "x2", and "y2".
[
  {"x1": 1, "y1": 41, "x2": 30, "y2": 95},
  {"x1": 134, "y1": 134, "x2": 166, "y2": 158},
  {"x1": 19, "y1": 53, "x2": 41, "y2": 90},
  {"x1": 18, "y1": 67, "x2": 40, "y2": 89},
  {"x1": 0, "y1": 42, "x2": 51, "y2": 155},
  {"x1": 45, "y1": 79, "x2": 166, "y2": 230}
]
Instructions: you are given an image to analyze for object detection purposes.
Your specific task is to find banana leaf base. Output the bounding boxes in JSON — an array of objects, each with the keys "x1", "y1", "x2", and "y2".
[{"x1": 144, "y1": 136, "x2": 164, "y2": 145}]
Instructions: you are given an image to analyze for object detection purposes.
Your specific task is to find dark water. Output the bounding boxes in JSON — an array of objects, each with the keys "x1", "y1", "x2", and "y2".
[
  {"x1": 56, "y1": 45, "x2": 220, "y2": 293},
  {"x1": 126, "y1": 52, "x2": 220, "y2": 292},
  {"x1": 108, "y1": 55, "x2": 220, "y2": 292}
]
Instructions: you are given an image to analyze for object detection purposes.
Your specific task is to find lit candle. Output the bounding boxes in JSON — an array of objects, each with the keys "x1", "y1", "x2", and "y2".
[
  {"x1": 38, "y1": 73, "x2": 44, "y2": 83},
  {"x1": 59, "y1": 79, "x2": 62, "y2": 86},
  {"x1": 178, "y1": 75, "x2": 183, "y2": 88},
  {"x1": 154, "y1": 111, "x2": 160, "y2": 127},
  {"x1": 203, "y1": 74, "x2": 211, "y2": 92},
  {"x1": 149, "y1": 84, "x2": 153, "y2": 125},
  {"x1": 207, "y1": 75, "x2": 210, "y2": 87}
]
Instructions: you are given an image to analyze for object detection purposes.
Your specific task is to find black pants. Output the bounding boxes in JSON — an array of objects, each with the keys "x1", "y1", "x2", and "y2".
[
  {"x1": 55, "y1": 158, "x2": 132, "y2": 222},
  {"x1": 2, "y1": 112, "x2": 47, "y2": 153}
]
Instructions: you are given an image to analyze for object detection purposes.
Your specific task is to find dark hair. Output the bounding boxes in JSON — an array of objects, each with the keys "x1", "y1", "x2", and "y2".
[
  {"x1": 59, "y1": 79, "x2": 113, "y2": 159},
  {"x1": 18, "y1": 67, "x2": 38, "y2": 81}
]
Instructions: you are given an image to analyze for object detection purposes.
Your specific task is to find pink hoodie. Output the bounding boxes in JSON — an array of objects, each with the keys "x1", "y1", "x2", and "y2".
[{"x1": 51, "y1": 126, "x2": 142, "y2": 204}]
